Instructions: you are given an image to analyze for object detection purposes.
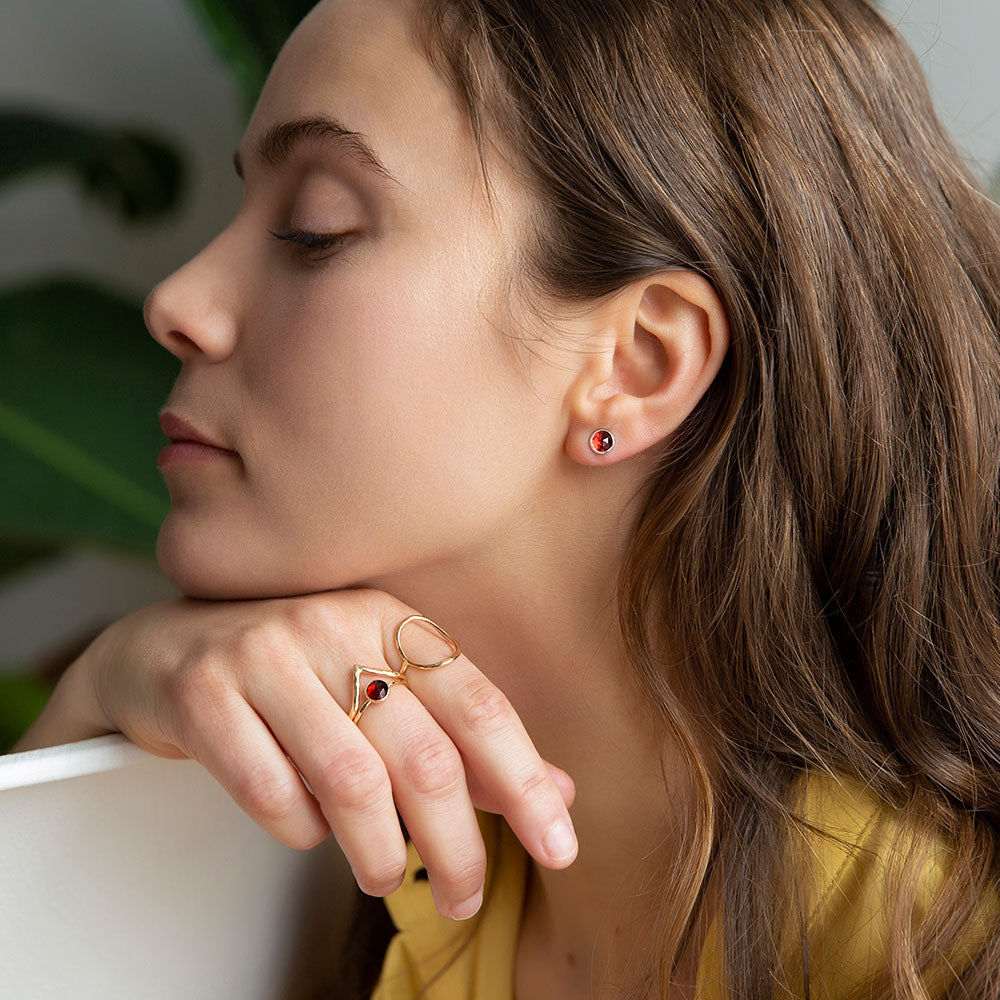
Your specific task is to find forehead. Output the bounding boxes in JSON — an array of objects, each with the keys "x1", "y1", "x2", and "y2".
[{"x1": 244, "y1": 0, "x2": 479, "y2": 207}]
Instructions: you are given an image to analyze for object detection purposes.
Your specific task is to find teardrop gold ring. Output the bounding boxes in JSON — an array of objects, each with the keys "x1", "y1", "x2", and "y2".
[
  {"x1": 395, "y1": 614, "x2": 462, "y2": 675},
  {"x1": 348, "y1": 613, "x2": 462, "y2": 724}
]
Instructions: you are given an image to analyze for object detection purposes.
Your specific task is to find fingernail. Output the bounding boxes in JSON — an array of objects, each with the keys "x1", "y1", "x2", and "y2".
[
  {"x1": 542, "y1": 818, "x2": 578, "y2": 862},
  {"x1": 450, "y1": 887, "x2": 484, "y2": 921}
]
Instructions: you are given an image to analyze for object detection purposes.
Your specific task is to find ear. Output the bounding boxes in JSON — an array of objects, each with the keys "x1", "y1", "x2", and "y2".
[{"x1": 564, "y1": 269, "x2": 730, "y2": 465}]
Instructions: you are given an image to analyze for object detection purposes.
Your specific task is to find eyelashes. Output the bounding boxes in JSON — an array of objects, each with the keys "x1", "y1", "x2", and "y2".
[{"x1": 267, "y1": 227, "x2": 354, "y2": 263}]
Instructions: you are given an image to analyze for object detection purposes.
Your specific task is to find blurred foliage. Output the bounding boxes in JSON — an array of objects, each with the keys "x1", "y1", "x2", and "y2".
[
  {"x1": 0, "y1": 672, "x2": 52, "y2": 752},
  {"x1": 184, "y1": 0, "x2": 317, "y2": 117},
  {"x1": 1, "y1": 110, "x2": 185, "y2": 220},
  {"x1": 0, "y1": 5, "x2": 317, "y2": 587},
  {"x1": 0, "y1": 2, "x2": 312, "y2": 751},
  {"x1": 0, "y1": 111, "x2": 184, "y2": 588},
  {"x1": 0, "y1": 279, "x2": 175, "y2": 554}
]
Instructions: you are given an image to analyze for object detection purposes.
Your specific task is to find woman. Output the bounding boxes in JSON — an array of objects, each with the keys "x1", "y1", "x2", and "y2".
[{"x1": 12, "y1": 0, "x2": 1000, "y2": 996}]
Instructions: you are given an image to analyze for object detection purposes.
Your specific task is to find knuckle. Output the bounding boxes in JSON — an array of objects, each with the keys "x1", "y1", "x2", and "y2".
[
  {"x1": 292, "y1": 825, "x2": 330, "y2": 852},
  {"x1": 165, "y1": 652, "x2": 226, "y2": 713},
  {"x1": 359, "y1": 858, "x2": 408, "y2": 896},
  {"x1": 516, "y1": 767, "x2": 552, "y2": 805},
  {"x1": 349, "y1": 587, "x2": 399, "y2": 625},
  {"x1": 283, "y1": 598, "x2": 331, "y2": 639},
  {"x1": 163, "y1": 654, "x2": 242, "y2": 748},
  {"x1": 320, "y1": 747, "x2": 391, "y2": 811},
  {"x1": 459, "y1": 681, "x2": 512, "y2": 737},
  {"x1": 284, "y1": 592, "x2": 391, "y2": 671},
  {"x1": 231, "y1": 621, "x2": 290, "y2": 664},
  {"x1": 402, "y1": 738, "x2": 465, "y2": 797},
  {"x1": 239, "y1": 765, "x2": 301, "y2": 820},
  {"x1": 370, "y1": 592, "x2": 424, "y2": 649},
  {"x1": 286, "y1": 597, "x2": 361, "y2": 651},
  {"x1": 440, "y1": 849, "x2": 488, "y2": 895}
]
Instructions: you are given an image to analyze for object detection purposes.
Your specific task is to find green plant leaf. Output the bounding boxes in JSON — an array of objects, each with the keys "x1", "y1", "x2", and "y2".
[
  {"x1": 182, "y1": 0, "x2": 318, "y2": 115},
  {"x1": 0, "y1": 539, "x2": 62, "y2": 581},
  {"x1": 0, "y1": 277, "x2": 176, "y2": 557},
  {"x1": 0, "y1": 110, "x2": 185, "y2": 222},
  {"x1": 0, "y1": 671, "x2": 53, "y2": 755}
]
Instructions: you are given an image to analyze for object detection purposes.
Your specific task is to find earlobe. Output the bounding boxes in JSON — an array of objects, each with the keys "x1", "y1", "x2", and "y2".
[{"x1": 564, "y1": 269, "x2": 729, "y2": 468}]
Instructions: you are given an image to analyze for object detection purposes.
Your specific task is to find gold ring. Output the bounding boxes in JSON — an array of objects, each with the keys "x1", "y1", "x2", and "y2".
[
  {"x1": 347, "y1": 614, "x2": 461, "y2": 723},
  {"x1": 395, "y1": 614, "x2": 461, "y2": 676},
  {"x1": 348, "y1": 664, "x2": 407, "y2": 723}
]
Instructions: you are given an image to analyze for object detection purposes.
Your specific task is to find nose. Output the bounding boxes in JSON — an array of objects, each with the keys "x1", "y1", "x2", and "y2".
[{"x1": 143, "y1": 231, "x2": 240, "y2": 363}]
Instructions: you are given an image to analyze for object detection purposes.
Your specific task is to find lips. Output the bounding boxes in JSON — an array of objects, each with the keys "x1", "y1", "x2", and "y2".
[{"x1": 159, "y1": 411, "x2": 236, "y2": 452}]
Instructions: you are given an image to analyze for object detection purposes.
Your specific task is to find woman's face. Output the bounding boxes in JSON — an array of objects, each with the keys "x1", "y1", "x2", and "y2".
[{"x1": 145, "y1": 0, "x2": 550, "y2": 599}]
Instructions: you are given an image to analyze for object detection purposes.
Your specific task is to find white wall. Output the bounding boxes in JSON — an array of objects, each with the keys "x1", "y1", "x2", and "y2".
[
  {"x1": 1, "y1": 0, "x2": 999, "y2": 670},
  {"x1": 883, "y1": 0, "x2": 1000, "y2": 181},
  {"x1": 1, "y1": 0, "x2": 245, "y2": 300}
]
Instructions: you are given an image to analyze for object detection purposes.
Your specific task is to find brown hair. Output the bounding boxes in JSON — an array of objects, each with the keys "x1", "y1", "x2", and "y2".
[{"x1": 314, "y1": 1, "x2": 1000, "y2": 997}]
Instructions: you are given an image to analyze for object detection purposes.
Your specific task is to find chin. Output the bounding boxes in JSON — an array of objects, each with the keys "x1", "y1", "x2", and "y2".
[
  {"x1": 156, "y1": 546, "x2": 237, "y2": 600},
  {"x1": 155, "y1": 520, "x2": 264, "y2": 600},
  {"x1": 155, "y1": 519, "x2": 364, "y2": 601}
]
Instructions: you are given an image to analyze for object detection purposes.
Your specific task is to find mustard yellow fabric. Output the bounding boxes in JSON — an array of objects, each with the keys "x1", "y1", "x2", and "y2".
[{"x1": 371, "y1": 773, "x2": 997, "y2": 999}]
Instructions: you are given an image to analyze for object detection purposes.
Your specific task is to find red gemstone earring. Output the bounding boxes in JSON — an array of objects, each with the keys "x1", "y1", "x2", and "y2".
[{"x1": 589, "y1": 429, "x2": 615, "y2": 454}]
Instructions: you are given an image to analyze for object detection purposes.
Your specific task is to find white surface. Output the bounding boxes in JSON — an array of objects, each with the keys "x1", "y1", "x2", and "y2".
[
  {"x1": 0, "y1": 732, "x2": 150, "y2": 790},
  {"x1": 0, "y1": 734, "x2": 353, "y2": 999}
]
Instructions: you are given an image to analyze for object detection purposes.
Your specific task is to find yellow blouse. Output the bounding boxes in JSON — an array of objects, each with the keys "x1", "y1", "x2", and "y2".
[{"x1": 371, "y1": 773, "x2": 996, "y2": 999}]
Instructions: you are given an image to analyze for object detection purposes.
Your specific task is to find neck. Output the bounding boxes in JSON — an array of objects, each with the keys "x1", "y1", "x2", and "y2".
[{"x1": 354, "y1": 468, "x2": 697, "y2": 996}]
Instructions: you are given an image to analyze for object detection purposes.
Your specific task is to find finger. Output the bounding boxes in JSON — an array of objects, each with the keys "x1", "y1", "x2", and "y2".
[
  {"x1": 238, "y1": 662, "x2": 410, "y2": 896},
  {"x1": 358, "y1": 680, "x2": 489, "y2": 921},
  {"x1": 375, "y1": 610, "x2": 579, "y2": 870},
  {"x1": 465, "y1": 759, "x2": 576, "y2": 814},
  {"x1": 548, "y1": 763, "x2": 577, "y2": 807},
  {"x1": 175, "y1": 678, "x2": 333, "y2": 852}
]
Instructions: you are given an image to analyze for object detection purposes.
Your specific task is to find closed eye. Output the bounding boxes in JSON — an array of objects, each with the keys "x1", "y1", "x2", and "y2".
[{"x1": 267, "y1": 228, "x2": 354, "y2": 262}]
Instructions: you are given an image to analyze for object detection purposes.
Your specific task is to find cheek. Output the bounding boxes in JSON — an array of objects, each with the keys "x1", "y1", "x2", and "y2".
[{"x1": 238, "y1": 259, "x2": 537, "y2": 569}]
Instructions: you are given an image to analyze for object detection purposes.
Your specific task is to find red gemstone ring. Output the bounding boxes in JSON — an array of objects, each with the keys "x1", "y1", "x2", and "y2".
[
  {"x1": 347, "y1": 663, "x2": 407, "y2": 723},
  {"x1": 347, "y1": 613, "x2": 462, "y2": 724}
]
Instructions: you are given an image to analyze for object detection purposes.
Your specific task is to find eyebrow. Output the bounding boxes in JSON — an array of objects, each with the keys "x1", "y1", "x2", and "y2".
[{"x1": 232, "y1": 115, "x2": 402, "y2": 188}]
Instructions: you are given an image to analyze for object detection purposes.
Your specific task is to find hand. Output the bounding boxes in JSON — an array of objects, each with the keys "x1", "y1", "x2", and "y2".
[{"x1": 65, "y1": 587, "x2": 578, "y2": 920}]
